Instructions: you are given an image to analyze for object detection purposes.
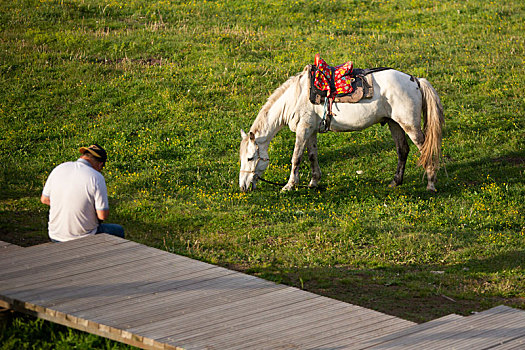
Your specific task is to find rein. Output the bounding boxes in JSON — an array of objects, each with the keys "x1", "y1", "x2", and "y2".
[
  {"x1": 256, "y1": 174, "x2": 288, "y2": 187},
  {"x1": 258, "y1": 174, "x2": 311, "y2": 189}
]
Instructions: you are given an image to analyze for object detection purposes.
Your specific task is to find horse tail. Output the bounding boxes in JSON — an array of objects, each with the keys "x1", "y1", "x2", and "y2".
[{"x1": 417, "y1": 78, "x2": 444, "y2": 172}]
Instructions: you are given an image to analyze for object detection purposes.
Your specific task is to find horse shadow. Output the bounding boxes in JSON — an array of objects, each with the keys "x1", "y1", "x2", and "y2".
[{"x1": 311, "y1": 134, "x2": 524, "y2": 198}]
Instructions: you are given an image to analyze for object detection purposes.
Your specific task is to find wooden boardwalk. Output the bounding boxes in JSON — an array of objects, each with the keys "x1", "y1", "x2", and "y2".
[
  {"x1": 0, "y1": 240, "x2": 23, "y2": 253},
  {"x1": 1, "y1": 234, "x2": 524, "y2": 349}
]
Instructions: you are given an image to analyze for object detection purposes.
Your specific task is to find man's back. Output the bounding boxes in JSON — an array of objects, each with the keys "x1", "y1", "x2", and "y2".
[{"x1": 42, "y1": 159, "x2": 108, "y2": 241}]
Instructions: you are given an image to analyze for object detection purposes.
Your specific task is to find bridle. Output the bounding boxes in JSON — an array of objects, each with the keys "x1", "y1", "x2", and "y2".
[
  {"x1": 240, "y1": 141, "x2": 269, "y2": 177},
  {"x1": 240, "y1": 141, "x2": 306, "y2": 188},
  {"x1": 240, "y1": 141, "x2": 290, "y2": 187}
]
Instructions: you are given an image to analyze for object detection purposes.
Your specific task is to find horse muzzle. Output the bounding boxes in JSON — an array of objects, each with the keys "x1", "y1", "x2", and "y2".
[{"x1": 239, "y1": 172, "x2": 258, "y2": 192}]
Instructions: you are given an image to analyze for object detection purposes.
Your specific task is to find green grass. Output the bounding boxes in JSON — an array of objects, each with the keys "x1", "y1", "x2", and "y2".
[
  {"x1": 1, "y1": 0, "x2": 524, "y2": 346},
  {"x1": 0, "y1": 312, "x2": 134, "y2": 349}
]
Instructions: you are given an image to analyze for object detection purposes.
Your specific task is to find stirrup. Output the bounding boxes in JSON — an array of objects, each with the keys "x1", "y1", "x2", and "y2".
[{"x1": 319, "y1": 114, "x2": 332, "y2": 133}]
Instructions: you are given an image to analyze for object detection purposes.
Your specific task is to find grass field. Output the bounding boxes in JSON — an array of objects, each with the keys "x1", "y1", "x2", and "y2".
[{"x1": 1, "y1": 0, "x2": 524, "y2": 347}]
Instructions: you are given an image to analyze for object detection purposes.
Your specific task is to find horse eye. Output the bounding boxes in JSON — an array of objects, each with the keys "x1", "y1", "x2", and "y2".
[{"x1": 247, "y1": 156, "x2": 255, "y2": 161}]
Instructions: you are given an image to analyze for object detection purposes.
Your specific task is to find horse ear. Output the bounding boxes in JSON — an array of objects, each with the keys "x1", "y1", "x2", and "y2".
[{"x1": 241, "y1": 129, "x2": 247, "y2": 139}]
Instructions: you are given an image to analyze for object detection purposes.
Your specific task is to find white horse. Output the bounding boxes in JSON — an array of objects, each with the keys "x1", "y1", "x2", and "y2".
[{"x1": 239, "y1": 65, "x2": 444, "y2": 192}]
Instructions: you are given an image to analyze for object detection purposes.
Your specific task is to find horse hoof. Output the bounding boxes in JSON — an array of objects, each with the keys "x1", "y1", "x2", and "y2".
[
  {"x1": 388, "y1": 180, "x2": 400, "y2": 188},
  {"x1": 281, "y1": 185, "x2": 293, "y2": 192},
  {"x1": 426, "y1": 184, "x2": 437, "y2": 192},
  {"x1": 308, "y1": 181, "x2": 318, "y2": 188}
]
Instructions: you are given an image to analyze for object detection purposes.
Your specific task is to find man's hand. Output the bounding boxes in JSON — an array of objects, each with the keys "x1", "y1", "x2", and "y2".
[
  {"x1": 40, "y1": 195, "x2": 50, "y2": 206},
  {"x1": 97, "y1": 209, "x2": 109, "y2": 221}
]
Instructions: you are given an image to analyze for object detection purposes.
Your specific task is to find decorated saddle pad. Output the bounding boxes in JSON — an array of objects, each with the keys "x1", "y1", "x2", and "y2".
[{"x1": 313, "y1": 54, "x2": 354, "y2": 98}]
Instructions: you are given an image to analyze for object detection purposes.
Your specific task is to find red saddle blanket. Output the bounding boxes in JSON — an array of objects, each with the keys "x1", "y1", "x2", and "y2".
[{"x1": 313, "y1": 54, "x2": 354, "y2": 98}]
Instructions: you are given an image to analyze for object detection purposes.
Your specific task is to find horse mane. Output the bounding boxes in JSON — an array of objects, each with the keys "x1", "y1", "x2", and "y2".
[{"x1": 250, "y1": 66, "x2": 309, "y2": 134}]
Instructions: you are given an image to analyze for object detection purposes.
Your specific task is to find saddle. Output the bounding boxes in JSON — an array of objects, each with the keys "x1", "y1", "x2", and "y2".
[{"x1": 309, "y1": 54, "x2": 390, "y2": 132}]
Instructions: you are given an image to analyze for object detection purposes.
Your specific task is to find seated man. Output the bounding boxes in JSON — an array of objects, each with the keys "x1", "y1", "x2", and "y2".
[{"x1": 41, "y1": 144, "x2": 124, "y2": 242}]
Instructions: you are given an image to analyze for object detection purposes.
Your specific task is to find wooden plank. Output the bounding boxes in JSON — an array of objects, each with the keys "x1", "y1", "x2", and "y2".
[
  {"x1": 0, "y1": 242, "x2": 157, "y2": 294},
  {"x1": 86, "y1": 276, "x2": 253, "y2": 327},
  {"x1": 170, "y1": 296, "x2": 345, "y2": 350},
  {"x1": 45, "y1": 255, "x2": 206, "y2": 306},
  {"x1": 49, "y1": 261, "x2": 221, "y2": 315},
  {"x1": 129, "y1": 284, "x2": 308, "y2": 329},
  {"x1": 0, "y1": 238, "x2": 158, "y2": 282},
  {"x1": 0, "y1": 299, "x2": 10, "y2": 309},
  {"x1": 126, "y1": 285, "x2": 300, "y2": 334},
  {"x1": 366, "y1": 306, "x2": 525, "y2": 350},
  {"x1": 0, "y1": 239, "x2": 141, "y2": 284},
  {"x1": 227, "y1": 308, "x2": 406, "y2": 350},
  {"x1": 492, "y1": 334, "x2": 525, "y2": 349},
  {"x1": 146, "y1": 298, "x2": 330, "y2": 347},
  {"x1": 455, "y1": 327, "x2": 525, "y2": 350},
  {"x1": 5, "y1": 298, "x2": 176, "y2": 350},
  {"x1": 221, "y1": 306, "x2": 394, "y2": 350},
  {"x1": 0, "y1": 240, "x2": 23, "y2": 253},
  {"x1": 3, "y1": 256, "x2": 223, "y2": 334},
  {"x1": 128, "y1": 286, "x2": 315, "y2": 337},
  {"x1": 9, "y1": 251, "x2": 181, "y2": 305},
  {"x1": 0, "y1": 240, "x2": 14, "y2": 248},
  {"x1": 225, "y1": 306, "x2": 398, "y2": 350},
  {"x1": 220, "y1": 300, "x2": 393, "y2": 350},
  {"x1": 175, "y1": 295, "x2": 384, "y2": 350},
  {"x1": 420, "y1": 307, "x2": 525, "y2": 350},
  {"x1": 110, "y1": 278, "x2": 284, "y2": 330},
  {"x1": 342, "y1": 314, "x2": 462, "y2": 350},
  {"x1": 3, "y1": 244, "x2": 170, "y2": 294},
  {"x1": 296, "y1": 309, "x2": 419, "y2": 350},
  {"x1": 0, "y1": 236, "x2": 167, "y2": 284},
  {"x1": 140, "y1": 289, "x2": 325, "y2": 342},
  {"x1": 404, "y1": 306, "x2": 525, "y2": 350},
  {"x1": 0, "y1": 234, "x2": 122, "y2": 266},
  {"x1": 82, "y1": 269, "x2": 276, "y2": 327},
  {"x1": 0, "y1": 238, "x2": 194, "y2": 291},
  {"x1": 306, "y1": 317, "x2": 416, "y2": 350},
  {"x1": 0, "y1": 248, "x2": 165, "y2": 311},
  {"x1": 16, "y1": 245, "x2": 192, "y2": 293},
  {"x1": 71, "y1": 266, "x2": 239, "y2": 317}
]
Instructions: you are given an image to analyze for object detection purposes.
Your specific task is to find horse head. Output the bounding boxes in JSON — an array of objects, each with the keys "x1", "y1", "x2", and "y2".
[{"x1": 239, "y1": 129, "x2": 270, "y2": 192}]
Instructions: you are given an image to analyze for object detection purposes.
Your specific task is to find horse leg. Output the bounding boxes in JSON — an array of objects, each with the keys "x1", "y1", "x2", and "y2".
[
  {"x1": 387, "y1": 120, "x2": 409, "y2": 187},
  {"x1": 282, "y1": 124, "x2": 312, "y2": 191},
  {"x1": 306, "y1": 133, "x2": 321, "y2": 188},
  {"x1": 399, "y1": 123, "x2": 437, "y2": 191},
  {"x1": 424, "y1": 163, "x2": 437, "y2": 192}
]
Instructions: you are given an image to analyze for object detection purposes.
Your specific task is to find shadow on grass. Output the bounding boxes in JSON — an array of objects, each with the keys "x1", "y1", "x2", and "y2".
[
  {"x1": 0, "y1": 163, "x2": 50, "y2": 246},
  {"x1": 0, "y1": 209, "x2": 49, "y2": 247},
  {"x1": 454, "y1": 250, "x2": 525, "y2": 274},
  {"x1": 242, "y1": 259, "x2": 525, "y2": 324},
  {"x1": 442, "y1": 151, "x2": 524, "y2": 186}
]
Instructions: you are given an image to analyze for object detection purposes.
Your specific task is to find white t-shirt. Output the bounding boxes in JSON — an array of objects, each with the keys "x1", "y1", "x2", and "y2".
[{"x1": 42, "y1": 158, "x2": 109, "y2": 242}]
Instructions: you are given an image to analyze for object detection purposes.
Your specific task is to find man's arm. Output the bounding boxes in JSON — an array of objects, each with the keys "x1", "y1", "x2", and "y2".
[
  {"x1": 97, "y1": 209, "x2": 109, "y2": 221},
  {"x1": 40, "y1": 195, "x2": 50, "y2": 206}
]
